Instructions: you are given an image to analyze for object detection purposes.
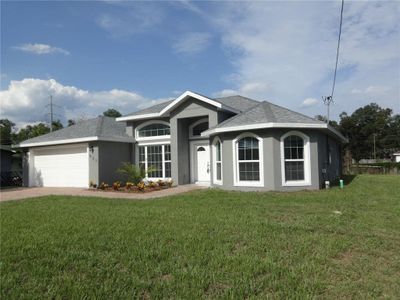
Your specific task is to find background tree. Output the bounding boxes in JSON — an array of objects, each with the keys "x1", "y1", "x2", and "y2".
[
  {"x1": 13, "y1": 120, "x2": 64, "y2": 144},
  {"x1": 0, "y1": 119, "x2": 16, "y2": 145},
  {"x1": 314, "y1": 115, "x2": 340, "y2": 130},
  {"x1": 67, "y1": 119, "x2": 76, "y2": 127},
  {"x1": 103, "y1": 108, "x2": 122, "y2": 118},
  {"x1": 339, "y1": 103, "x2": 395, "y2": 161}
]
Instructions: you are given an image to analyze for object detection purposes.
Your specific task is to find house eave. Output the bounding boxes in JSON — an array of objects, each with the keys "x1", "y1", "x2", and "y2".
[
  {"x1": 15, "y1": 136, "x2": 135, "y2": 149},
  {"x1": 201, "y1": 122, "x2": 348, "y2": 143}
]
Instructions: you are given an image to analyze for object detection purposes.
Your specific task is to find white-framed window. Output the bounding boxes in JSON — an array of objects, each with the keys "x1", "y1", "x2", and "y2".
[
  {"x1": 189, "y1": 118, "x2": 208, "y2": 139},
  {"x1": 135, "y1": 120, "x2": 170, "y2": 141},
  {"x1": 213, "y1": 137, "x2": 223, "y2": 185},
  {"x1": 280, "y1": 131, "x2": 311, "y2": 186},
  {"x1": 138, "y1": 144, "x2": 171, "y2": 179},
  {"x1": 232, "y1": 132, "x2": 264, "y2": 187}
]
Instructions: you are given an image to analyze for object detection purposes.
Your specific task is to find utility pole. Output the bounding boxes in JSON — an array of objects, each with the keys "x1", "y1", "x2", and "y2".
[
  {"x1": 323, "y1": 96, "x2": 333, "y2": 124},
  {"x1": 373, "y1": 133, "x2": 377, "y2": 160},
  {"x1": 50, "y1": 95, "x2": 53, "y2": 132}
]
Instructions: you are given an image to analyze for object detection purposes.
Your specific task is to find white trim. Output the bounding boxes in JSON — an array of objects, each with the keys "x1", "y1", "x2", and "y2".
[
  {"x1": 135, "y1": 120, "x2": 171, "y2": 141},
  {"x1": 116, "y1": 113, "x2": 159, "y2": 122},
  {"x1": 202, "y1": 122, "x2": 348, "y2": 143},
  {"x1": 189, "y1": 118, "x2": 209, "y2": 140},
  {"x1": 138, "y1": 140, "x2": 170, "y2": 146},
  {"x1": 138, "y1": 144, "x2": 171, "y2": 180},
  {"x1": 19, "y1": 136, "x2": 134, "y2": 148},
  {"x1": 232, "y1": 132, "x2": 264, "y2": 187},
  {"x1": 189, "y1": 140, "x2": 211, "y2": 184},
  {"x1": 116, "y1": 91, "x2": 239, "y2": 122},
  {"x1": 212, "y1": 136, "x2": 223, "y2": 185},
  {"x1": 280, "y1": 131, "x2": 311, "y2": 187}
]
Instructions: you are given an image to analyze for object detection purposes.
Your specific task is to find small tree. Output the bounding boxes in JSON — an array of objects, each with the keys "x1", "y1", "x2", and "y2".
[
  {"x1": 103, "y1": 108, "x2": 122, "y2": 118},
  {"x1": 117, "y1": 162, "x2": 157, "y2": 185}
]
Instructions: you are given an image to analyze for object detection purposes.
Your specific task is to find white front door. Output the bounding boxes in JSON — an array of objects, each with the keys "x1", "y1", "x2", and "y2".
[{"x1": 196, "y1": 145, "x2": 210, "y2": 182}]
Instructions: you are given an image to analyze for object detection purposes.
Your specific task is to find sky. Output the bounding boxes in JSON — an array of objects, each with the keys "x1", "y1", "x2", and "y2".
[{"x1": 1, "y1": 0, "x2": 399, "y2": 129}]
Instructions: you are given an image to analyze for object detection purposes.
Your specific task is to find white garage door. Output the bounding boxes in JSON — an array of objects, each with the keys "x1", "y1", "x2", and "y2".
[{"x1": 29, "y1": 144, "x2": 89, "y2": 187}]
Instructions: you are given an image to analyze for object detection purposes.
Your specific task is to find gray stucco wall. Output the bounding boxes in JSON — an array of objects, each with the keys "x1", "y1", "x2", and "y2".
[
  {"x1": 170, "y1": 97, "x2": 219, "y2": 185},
  {"x1": 89, "y1": 141, "x2": 132, "y2": 185},
  {"x1": 210, "y1": 129, "x2": 326, "y2": 191}
]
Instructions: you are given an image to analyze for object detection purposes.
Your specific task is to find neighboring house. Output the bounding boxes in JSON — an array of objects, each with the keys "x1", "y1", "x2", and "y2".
[
  {"x1": 1, "y1": 145, "x2": 22, "y2": 186},
  {"x1": 17, "y1": 91, "x2": 347, "y2": 191},
  {"x1": 393, "y1": 152, "x2": 400, "y2": 163}
]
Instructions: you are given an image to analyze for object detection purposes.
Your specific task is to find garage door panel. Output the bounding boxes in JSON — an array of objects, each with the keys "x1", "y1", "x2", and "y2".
[{"x1": 30, "y1": 145, "x2": 89, "y2": 187}]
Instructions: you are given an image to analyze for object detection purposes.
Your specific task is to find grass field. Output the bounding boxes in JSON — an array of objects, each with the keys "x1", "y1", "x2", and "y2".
[{"x1": 1, "y1": 175, "x2": 399, "y2": 299}]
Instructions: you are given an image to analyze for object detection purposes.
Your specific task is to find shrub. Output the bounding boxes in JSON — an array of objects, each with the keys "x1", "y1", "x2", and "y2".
[
  {"x1": 157, "y1": 179, "x2": 166, "y2": 187},
  {"x1": 113, "y1": 181, "x2": 121, "y2": 191},
  {"x1": 167, "y1": 179, "x2": 174, "y2": 187},
  {"x1": 99, "y1": 182, "x2": 109, "y2": 190},
  {"x1": 137, "y1": 181, "x2": 146, "y2": 192},
  {"x1": 117, "y1": 162, "x2": 157, "y2": 185},
  {"x1": 125, "y1": 182, "x2": 134, "y2": 190},
  {"x1": 148, "y1": 181, "x2": 157, "y2": 188}
]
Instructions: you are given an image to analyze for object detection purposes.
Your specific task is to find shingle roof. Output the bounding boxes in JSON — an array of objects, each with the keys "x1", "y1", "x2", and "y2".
[
  {"x1": 214, "y1": 95, "x2": 260, "y2": 112},
  {"x1": 209, "y1": 101, "x2": 324, "y2": 129},
  {"x1": 121, "y1": 100, "x2": 174, "y2": 118},
  {"x1": 120, "y1": 94, "x2": 260, "y2": 119},
  {"x1": 19, "y1": 116, "x2": 133, "y2": 146}
]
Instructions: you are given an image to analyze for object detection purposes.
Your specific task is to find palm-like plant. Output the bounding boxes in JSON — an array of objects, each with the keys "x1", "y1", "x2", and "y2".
[{"x1": 117, "y1": 162, "x2": 157, "y2": 185}]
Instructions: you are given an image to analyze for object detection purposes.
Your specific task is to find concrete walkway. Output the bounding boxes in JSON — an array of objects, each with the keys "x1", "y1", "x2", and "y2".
[{"x1": 0, "y1": 185, "x2": 206, "y2": 202}]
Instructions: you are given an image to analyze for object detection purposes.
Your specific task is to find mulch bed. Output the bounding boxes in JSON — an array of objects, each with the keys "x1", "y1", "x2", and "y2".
[{"x1": 88, "y1": 186, "x2": 173, "y2": 193}]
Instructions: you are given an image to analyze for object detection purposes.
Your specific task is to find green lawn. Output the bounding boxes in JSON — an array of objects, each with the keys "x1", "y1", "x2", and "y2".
[{"x1": 1, "y1": 175, "x2": 399, "y2": 299}]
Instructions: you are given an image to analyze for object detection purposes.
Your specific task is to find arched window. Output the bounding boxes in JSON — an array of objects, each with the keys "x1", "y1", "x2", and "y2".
[
  {"x1": 233, "y1": 133, "x2": 264, "y2": 186},
  {"x1": 213, "y1": 137, "x2": 222, "y2": 184},
  {"x1": 189, "y1": 118, "x2": 208, "y2": 138},
  {"x1": 280, "y1": 131, "x2": 311, "y2": 186},
  {"x1": 136, "y1": 121, "x2": 170, "y2": 139}
]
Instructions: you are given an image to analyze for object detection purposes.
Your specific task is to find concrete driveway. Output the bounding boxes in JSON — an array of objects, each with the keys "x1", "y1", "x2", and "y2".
[{"x1": 0, "y1": 185, "x2": 206, "y2": 202}]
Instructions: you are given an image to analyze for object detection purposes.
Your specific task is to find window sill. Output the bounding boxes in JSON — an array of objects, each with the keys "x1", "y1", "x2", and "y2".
[
  {"x1": 136, "y1": 136, "x2": 171, "y2": 142},
  {"x1": 234, "y1": 181, "x2": 264, "y2": 187},
  {"x1": 282, "y1": 181, "x2": 311, "y2": 187}
]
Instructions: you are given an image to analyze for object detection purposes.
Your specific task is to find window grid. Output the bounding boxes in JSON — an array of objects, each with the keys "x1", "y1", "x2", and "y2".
[
  {"x1": 214, "y1": 141, "x2": 222, "y2": 182},
  {"x1": 237, "y1": 137, "x2": 260, "y2": 182},
  {"x1": 138, "y1": 144, "x2": 171, "y2": 179},
  {"x1": 284, "y1": 135, "x2": 305, "y2": 181},
  {"x1": 138, "y1": 124, "x2": 170, "y2": 138}
]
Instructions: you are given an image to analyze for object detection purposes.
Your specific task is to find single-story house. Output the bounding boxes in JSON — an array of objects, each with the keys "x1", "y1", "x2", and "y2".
[
  {"x1": 393, "y1": 152, "x2": 400, "y2": 163},
  {"x1": 17, "y1": 91, "x2": 347, "y2": 191}
]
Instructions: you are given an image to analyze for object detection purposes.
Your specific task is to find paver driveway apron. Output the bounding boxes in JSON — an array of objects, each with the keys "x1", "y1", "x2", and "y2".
[{"x1": 0, "y1": 185, "x2": 205, "y2": 202}]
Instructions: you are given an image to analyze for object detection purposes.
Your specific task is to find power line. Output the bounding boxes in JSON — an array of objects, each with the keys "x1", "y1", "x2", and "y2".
[
  {"x1": 323, "y1": 0, "x2": 344, "y2": 123},
  {"x1": 331, "y1": 0, "x2": 344, "y2": 98}
]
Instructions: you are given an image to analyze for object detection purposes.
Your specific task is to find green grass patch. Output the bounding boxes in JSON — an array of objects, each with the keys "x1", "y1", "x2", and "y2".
[{"x1": 1, "y1": 175, "x2": 399, "y2": 298}]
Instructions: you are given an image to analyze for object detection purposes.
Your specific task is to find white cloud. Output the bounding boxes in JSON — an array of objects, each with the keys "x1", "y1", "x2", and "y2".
[
  {"x1": 0, "y1": 78, "x2": 164, "y2": 129},
  {"x1": 96, "y1": 2, "x2": 164, "y2": 37},
  {"x1": 173, "y1": 32, "x2": 212, "y2": 55},
  {"x1": 210, "y1": 1, "x2": 400, "y2": 117},
  {"x1": 13, "y1": 43, "x2": 70, "y2": 55},
  {"x1": 301, "y1": 98, "x2": 319, "y2": 107}
]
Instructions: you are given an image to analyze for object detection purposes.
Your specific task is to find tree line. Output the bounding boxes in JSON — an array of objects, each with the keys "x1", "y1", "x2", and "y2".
[{"x1": 1, "y1": 104, "x2": 399, "y2": 161}]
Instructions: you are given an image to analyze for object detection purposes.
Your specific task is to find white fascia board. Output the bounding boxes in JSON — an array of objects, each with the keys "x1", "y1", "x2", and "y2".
[
  {"x1": 18, "y1": 136, "x2": 134, "y2": 148},
  {"x1": 116, "y1": 91, "x2": 239, "y2": 122},
  {"x1": 202, "y1": 122, "x2": 348, "y2": 143},
  {"x1": 159, "y1": 91, "x2": 223, "y2": 115},
  {"x1": 116, "y1": 113, "x2": 160, "y2": 122}
]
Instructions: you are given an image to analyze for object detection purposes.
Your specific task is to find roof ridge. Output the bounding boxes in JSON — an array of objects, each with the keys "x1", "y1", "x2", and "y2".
[
  {"x1": 261, "y1": 101, "x2": 276, "y2": 123},
  {"x1": 263, "y1": 100, "x2": 324, "y2": 124},
  {"x1": 206, "y1": 101, "x2": 265, "y2": 131},
  {"x1": 96, "y1": 116, "x2": 105, "y2": 136}
]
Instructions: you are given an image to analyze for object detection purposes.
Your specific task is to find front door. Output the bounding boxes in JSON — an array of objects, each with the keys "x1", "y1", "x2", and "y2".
[{"x1": 196, "y1": 145, "x2": 210, "y2": 183}]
